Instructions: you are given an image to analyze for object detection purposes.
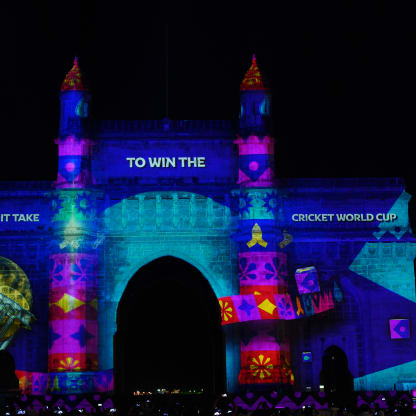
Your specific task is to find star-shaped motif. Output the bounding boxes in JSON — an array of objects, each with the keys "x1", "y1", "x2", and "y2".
[
  {"x1": 238, "y1": 299, "x2": 255, "y2": 316},
  {"x1": 48, "y1": 326, "x2": 61, "y2": 350},
  {"x1": 71, "y1": 324, "x2": 94, "y2": 347}
]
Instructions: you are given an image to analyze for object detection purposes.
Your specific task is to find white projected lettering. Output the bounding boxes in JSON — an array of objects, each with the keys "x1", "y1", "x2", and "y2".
[
  {"x1": 126, "y1": 157, "x2": 206, "y2": 168},
  {"x1": 0, "y1": 213, "x2": 40, "y2": 222},
  {"x1": 291, "y1": 213, "x2": 398, "y2": 222}
]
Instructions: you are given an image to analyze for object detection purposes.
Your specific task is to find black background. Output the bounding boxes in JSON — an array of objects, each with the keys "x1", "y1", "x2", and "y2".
[{"x1": 2, "y1": 1, "x2": 415, "y2": 186}]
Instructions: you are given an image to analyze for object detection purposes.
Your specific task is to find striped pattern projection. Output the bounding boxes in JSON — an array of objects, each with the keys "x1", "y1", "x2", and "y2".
[
  {"x1": 234, "y1": 123, "x2": 293, "y2": 384},
  {"x1": 55, "y1": 136, "x2": 95, "y2": 188},
  {"x1": 15, "y1": 369, "x2": 113, "y2": 395},
  {"x1": 47, "y1": 58, "x2": 99, "y2": 392},
  {"x1": 231, "y1": 57, "x2": 345, "y2": 386},
  {"x1": 48, "y1": 253, "x2": 98, "y2": 372},
  {"x1": 56, "y1": 58, "x2": 94, "y2": 189},
  {"x1": 234, "y1": 135, "x2": 275, "y2": 188},
  {"x1": 219, "y1": 286, "x2": 337, "y2": 325},
  {"x1": 239, "y1": 329, "x2": 293, "y2": 384}
]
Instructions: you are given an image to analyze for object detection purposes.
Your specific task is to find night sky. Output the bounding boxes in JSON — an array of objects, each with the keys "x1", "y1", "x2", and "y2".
[{"x1": 2, "y1": 1, "x2": 415, "y2": 187}]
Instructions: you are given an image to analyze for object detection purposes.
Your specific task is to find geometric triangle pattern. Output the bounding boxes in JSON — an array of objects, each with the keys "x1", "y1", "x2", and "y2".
[
  {"x1": 48, "y1": 251, "x2": 98, "y2": 373},
  {"x1": 71, "y1": 324, "x2": 95, "y2": 347},
  {"x1": 15, "y1": 369, "x2": 114, "y2": 395},
  {"x1": 219, "y1": 286, "x2": 342, "y2": 325},
  {"x1": 354, "y1": 359, "x2": 416, "y2": 391},
  {"x1": 373, "y1": 190, "x2": 412, "y2": 240},
  {"x1": 349, "y1": 241, "x2": 416, "y2": 303},
  {"x1": 48, "y1": 326, "x2": 62, "y2": 350},
  {"x1": 239, "y1": 155, "x2": 273, "y2": 182},
  {"x1": 389, "y1": 318, "x2": 410, "y2": 339},
  {"x1": 54, "y1": 294, "x2": 85, "y2": 313}
]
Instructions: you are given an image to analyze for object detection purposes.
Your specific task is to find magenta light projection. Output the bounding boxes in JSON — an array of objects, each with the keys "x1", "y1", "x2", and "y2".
[
  {"x1": 389, "y1": 319, "x2": 410, "y2": 339},
  {"x1": 295, "y1": 266, "x2": 320, "y2": 294},
  {"x1": 47, "y1": 58, "x2": 99, "y2": 390}
]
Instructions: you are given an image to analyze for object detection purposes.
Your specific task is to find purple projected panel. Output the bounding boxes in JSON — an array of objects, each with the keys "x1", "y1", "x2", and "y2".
[
  {"x1": 295, "y1": 266, "x2": 320, "y2": 294},
  {"x1": 232, "y1": 295, "x2": 261, "y2": 322},
  {"x1": 389, "y1": 319, "x2": 410, "y2": 339}
]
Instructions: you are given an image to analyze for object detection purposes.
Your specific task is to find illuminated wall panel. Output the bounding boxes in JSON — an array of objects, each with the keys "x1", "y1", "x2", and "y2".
[{"x1": 1, "y1": 56, "x2": 415, "y2": 395}]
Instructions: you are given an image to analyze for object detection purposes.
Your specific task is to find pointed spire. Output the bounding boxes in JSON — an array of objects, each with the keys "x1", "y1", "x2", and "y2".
[
  {"x1": 61, "y1": 57, "x2": 88, "y2": 92},
  {"x1": 240, "y1": 54, "x2": 268, "y2": 91}
]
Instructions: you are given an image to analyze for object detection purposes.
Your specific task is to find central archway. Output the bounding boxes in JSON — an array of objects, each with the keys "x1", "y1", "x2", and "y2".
[{"x1": 114, "y1": 256, "x2": 226, "y2": 395}]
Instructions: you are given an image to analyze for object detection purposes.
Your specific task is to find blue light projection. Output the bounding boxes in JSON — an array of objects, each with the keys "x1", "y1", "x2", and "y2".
[{"x1": 0, "y1": 56, "x2": 415, "y2": 395}]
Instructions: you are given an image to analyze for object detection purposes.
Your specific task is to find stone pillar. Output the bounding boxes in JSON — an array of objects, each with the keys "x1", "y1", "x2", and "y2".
[
  {"x1": 47, "y1": 58, "x2": 101, "y2": 393},
  {"x1": 234, "y1": 134, "x2": 294, "y2": 386},
  {"x1": 48, "y1": 188, "x2": 99, "y2": 393}
]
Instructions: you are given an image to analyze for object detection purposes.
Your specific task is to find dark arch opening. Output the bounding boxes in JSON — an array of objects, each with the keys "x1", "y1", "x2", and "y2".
[
  {"x1": 320, "y1": 345, "x2": 353, "y2": 406},
  {"x1": 114, "y1": 256, "x2": 226, "y2": 395}
]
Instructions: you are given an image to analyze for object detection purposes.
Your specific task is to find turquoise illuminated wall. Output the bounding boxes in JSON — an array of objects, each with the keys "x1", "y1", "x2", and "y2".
[{"x1": 98, "y1": 191, "x2": 240, "y2": 391}]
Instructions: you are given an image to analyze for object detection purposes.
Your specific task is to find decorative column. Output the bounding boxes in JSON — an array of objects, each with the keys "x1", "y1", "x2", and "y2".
[
  {"x1": 47, "y1": 58, "x2": 100, "y2": 393},
  {"x1": 235, "y1": 55, "x2": 294, "y2": 387},
  {"x1": 234, "y1": 136, "x2": 294, "y2": 386}
]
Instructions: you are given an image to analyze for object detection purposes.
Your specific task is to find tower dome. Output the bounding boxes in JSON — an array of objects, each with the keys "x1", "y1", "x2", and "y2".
[
  {"x1": 61, "y1": 57, "x2": 88, "y2": 92},
  {"x1": 240, "y1": 54, "x2": 268, "y2": 91},
  {"x1": 239, "y1": 55, "x2": 271, "y2": 134}
]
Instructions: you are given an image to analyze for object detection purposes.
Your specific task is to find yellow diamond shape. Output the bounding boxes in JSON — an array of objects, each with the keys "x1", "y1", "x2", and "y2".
[
  {"x1": 258, "y1": 298, "x2": 276, "y2": 315},
  {"x1": 55, "y1": 294, "x2": 85, "y2": 313}
]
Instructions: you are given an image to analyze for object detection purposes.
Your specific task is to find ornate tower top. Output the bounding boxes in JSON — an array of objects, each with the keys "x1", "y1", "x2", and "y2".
[
  {"x1": 239, "y1": 55, "x2": 271, "y2": 135},
  {"x1": 61, "y1": 57, "x2": 88, "y2": 92},
  {"x1": 240, "y1": 54, "x2": 268, "y2": 91}
]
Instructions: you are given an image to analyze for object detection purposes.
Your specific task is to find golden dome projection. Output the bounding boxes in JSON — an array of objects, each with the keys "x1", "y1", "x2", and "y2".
[{"x1": 0, "y1": 256, "x2": 35, "y2": 349}]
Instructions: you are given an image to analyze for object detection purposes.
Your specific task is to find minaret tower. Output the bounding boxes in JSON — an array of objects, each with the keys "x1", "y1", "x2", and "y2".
[
  {"x1": 47, "y1": 58, "x2": 100, "y2": 393},
  {"x1": 234, "y1": 55, "x2": 294, "y2": 386},
  {"x1": 56, "y1": 57, "x2": 94, "y2": 188}
]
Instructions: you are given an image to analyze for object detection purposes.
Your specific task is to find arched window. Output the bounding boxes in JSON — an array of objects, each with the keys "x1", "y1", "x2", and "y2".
[{"x1": 320, "y1": 345, "x2": 354, "y2": 398}]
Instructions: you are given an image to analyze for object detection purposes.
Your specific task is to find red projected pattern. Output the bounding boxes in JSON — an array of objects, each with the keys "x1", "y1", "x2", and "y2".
[
  {"x1": 47, "y1": 58, "x2": 99, "y2": 387},
  {"x1": 61, "y1": 57, "x2": 88, "y2": 91},
  {"x1": 219, "y1": 286, "x2": 338, "y2": 325},
  {"x1": 48, "y1": 253, "x2": 98, "y2": 372},
  {"x1": 240, "y1": 55, "x2": 268, "y2": 91}
]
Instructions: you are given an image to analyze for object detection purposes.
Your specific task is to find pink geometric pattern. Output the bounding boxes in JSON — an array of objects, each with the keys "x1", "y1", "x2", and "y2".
[
  {"x1": 232, "y1": 295, "x2": 261, "y2": 322},
  {"x1": 49, "y1": 252, "x2": 98, "y2": 372},
  {"x1": 48, "y1": 320, "x2": 97, "y2": 354},
  {"x1": 295, "y1": 266, "x2": 320, "y2": 294},
  {"x1": 55, "y1": 136, "x2": 94, "y2": 157},
  {"x1": 275, "y1": 294, "x2": 296, "y2": 320},
  {"x1": 311, "y1": 290, "x2": 334, "y2": 314},
  {"x1": 239, "y1": 252, "x2": 288, "y2": 290},
  {"x1": 219, "y1": 288, "x2": 339, "y2": 325},
  {"x1": 234, "y1": 135, "x2": 275, "y2": 155},
  {"x1": 49, "y1": 254, "x2": 97, "y2": 289},
  {"x1": 237, "y1": 167, "x2": 275, "y2": 188}
]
